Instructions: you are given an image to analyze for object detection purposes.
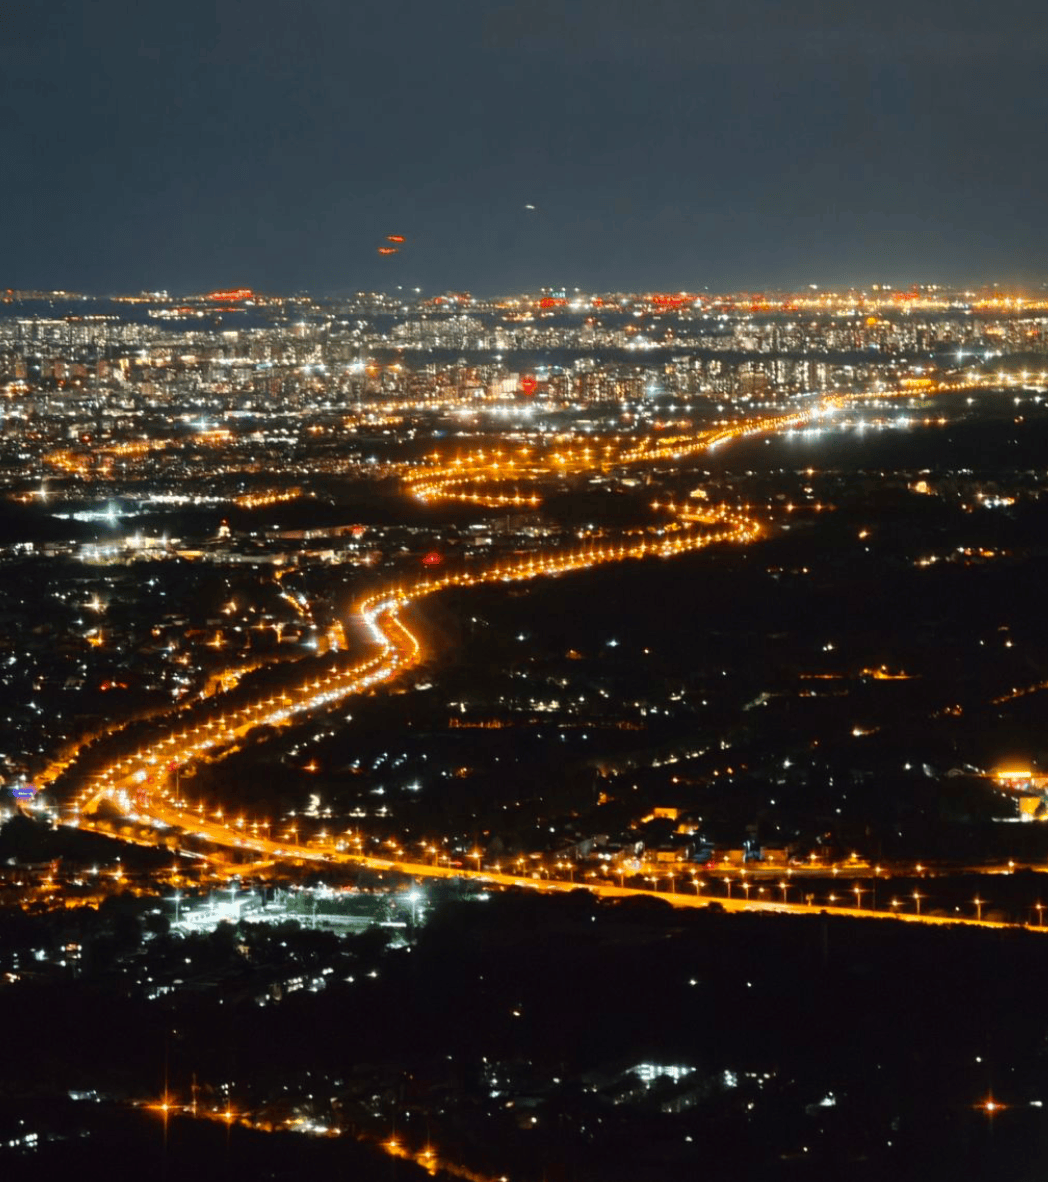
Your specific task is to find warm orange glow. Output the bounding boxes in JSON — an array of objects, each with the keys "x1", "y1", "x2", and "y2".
[{"x1": 52, "y1": 371, "x2": 1043, "y2": 946}]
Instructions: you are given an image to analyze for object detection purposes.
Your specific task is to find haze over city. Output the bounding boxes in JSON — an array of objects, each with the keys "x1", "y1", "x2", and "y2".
[{"x1": 5, "y1": 0, "x2": 1048, "y2": 294}]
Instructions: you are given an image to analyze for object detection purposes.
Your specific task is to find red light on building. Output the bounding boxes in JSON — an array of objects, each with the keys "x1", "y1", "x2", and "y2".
[
  {"x1": 650, "y1": 293, "x2": 689, "y2": 310},
  {"x1": 422, "y1": 551, "x2": 443, "y2": 567},
  {"x1": 207, "y1": 288, "x2": 253, "y2": 302},
  {"x1": 520, "y1": 375, "x2": 537, "y2": 396}
]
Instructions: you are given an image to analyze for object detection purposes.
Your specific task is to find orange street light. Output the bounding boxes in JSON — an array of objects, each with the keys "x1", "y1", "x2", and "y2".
[{"x1": 978, "y1": 1096, "x2": 1006, "y2": 1119}]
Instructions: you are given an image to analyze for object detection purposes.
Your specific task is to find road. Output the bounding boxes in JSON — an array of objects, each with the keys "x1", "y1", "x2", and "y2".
[{"x1": 47, "y1": 380, "x2": 1045, "y2": 936}]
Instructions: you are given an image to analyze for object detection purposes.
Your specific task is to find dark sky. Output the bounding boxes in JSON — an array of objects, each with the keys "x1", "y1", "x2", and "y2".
[{"x1": 4, "y1": 0, "x2": 1047, "y2": 295}]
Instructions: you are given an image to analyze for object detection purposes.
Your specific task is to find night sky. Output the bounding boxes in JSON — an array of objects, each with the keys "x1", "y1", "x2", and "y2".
[{"x1": 4, "y1": 0, "x2": 1047, "y2": 295}]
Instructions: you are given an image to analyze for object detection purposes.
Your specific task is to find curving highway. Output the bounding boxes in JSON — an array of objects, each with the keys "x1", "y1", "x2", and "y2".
[{"x1": 41, "y1": 379, "x2": 1039, "y2": 934}]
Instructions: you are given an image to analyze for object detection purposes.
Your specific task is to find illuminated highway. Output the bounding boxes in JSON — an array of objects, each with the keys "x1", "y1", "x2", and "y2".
[
  {"x1": 42, "y1": 378, "x2": 1048, "y2": 934},
  {"x1": 150, "y1": 1097, "x2": 498, "y2": 1182}
]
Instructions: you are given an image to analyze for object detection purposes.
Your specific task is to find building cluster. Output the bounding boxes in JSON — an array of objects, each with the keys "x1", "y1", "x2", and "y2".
[{"x1": 4, "y1": 287, "x2": 1048, "y2": 472}]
